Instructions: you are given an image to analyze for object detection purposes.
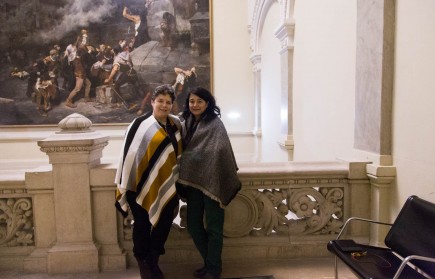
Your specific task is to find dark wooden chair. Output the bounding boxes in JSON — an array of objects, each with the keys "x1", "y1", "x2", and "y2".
[{"x1": 327, "y1": 195, "x2": 435, "y2": 279}]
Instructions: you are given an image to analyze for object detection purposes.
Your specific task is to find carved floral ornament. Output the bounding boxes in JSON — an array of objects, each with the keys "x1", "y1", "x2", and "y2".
[
  {"x1": 0, "y1": 198, "x2": 34, "y2": 247},
  {"x1": 222, "y1": 186, "x2": 345, "y2": 237},
  {"x1": 121, "y1": 184, "x2": 345, "y2": 239}
]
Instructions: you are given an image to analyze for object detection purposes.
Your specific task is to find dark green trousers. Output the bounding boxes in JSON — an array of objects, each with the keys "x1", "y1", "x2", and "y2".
[{"x1": 186, "y1": 187, "x2": 224, "y2": 276}]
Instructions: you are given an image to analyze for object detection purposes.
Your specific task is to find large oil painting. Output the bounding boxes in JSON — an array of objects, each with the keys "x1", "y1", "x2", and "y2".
[{"x1": 0, "y1": 0, "x2": 211, "y2": 126}]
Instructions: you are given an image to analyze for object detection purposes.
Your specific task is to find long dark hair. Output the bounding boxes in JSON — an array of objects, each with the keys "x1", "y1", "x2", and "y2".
[{"x1": 182, "y1": 87, "x2": 221, "y2": 122}]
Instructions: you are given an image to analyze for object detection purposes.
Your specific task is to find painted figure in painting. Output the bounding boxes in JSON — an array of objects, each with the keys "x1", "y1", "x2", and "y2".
[
  {"x1": 160, "y1": 12, "x2": 177, "y2": 48},
  {"x1": 172, "y1": 66, "x2": 197, "y2": 114},
  {"x1": 90, "y1": 45, "x2": 115, "y2": 87},
  {"x1": 122, "y1": 1, "x2": 153, "y2": 49},
  {"x1": 104, "y1": 43, "x2": 139, "y2": 109},
  {"x1": 65, "y1": 46, "x2": 93, "y2": 108},
  {"x1": 29, "y1": 48, "x2": 61, "y2": 115}
]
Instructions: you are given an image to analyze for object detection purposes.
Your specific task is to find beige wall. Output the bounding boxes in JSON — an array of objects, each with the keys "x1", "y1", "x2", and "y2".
[
  {"x1": 292, "y1": 0, "x2": 357, "y2": 161},
  {"x1": 213, "y1": 0, "x2": 255, "y2": 134},
  {"x1": 392, "y1": 0, "x2": 435, "y2": 209}
]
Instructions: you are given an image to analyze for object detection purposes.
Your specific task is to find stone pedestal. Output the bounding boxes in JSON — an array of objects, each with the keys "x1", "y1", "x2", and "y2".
[
  {"x1": 47, "y1": 243, "x2": 99, "y2": 274},
  {"x1": 35, "y1": 113, "x2": 123, "y2": 274}
]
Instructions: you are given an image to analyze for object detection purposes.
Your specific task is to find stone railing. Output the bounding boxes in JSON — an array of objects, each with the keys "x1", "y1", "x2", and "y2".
[{"x1": 0, "y1": 114, "x2": 378, "y2": 274}]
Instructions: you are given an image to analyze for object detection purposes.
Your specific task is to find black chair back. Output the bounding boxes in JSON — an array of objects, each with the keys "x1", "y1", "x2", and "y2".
[{"x1": 384, "y1": 195, "x2": 435, "y2": 278}]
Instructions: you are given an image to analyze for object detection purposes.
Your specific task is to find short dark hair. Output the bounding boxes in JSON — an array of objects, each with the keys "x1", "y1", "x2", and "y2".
[{"x1": 152, "y1": 84, "x2": 175, "y2": 103}]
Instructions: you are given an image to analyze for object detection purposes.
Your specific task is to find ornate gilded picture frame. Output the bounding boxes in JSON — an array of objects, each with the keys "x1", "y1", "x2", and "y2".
[{"x1": 0, "y1": 0, "x2": 211, "y2": 126}]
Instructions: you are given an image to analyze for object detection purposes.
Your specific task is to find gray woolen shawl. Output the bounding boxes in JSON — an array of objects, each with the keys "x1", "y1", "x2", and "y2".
[{"x1": 178, "y1": 115, "x2": 241, "y2": 207}]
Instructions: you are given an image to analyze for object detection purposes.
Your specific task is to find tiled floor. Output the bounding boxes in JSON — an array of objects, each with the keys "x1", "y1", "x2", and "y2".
[{"x1": 0, "y1": 257, "x2": 357, "y2": 279}]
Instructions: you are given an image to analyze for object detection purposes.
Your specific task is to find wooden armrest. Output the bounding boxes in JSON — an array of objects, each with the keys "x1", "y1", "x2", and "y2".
[
  {"x1": 337, "y1": 217, "x2": 393, "y2": 240},
  {"x1": 394, "y1": 255, "x2": 435, "y2": 279}
]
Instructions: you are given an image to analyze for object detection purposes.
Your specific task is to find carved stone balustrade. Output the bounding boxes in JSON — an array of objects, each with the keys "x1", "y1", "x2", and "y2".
[
  {"x1": 158, "y1": 161, "x2": 371, "y2": 264},
  {"x1": 0, "y1": 114, "x2": 374, "y2": 274}
]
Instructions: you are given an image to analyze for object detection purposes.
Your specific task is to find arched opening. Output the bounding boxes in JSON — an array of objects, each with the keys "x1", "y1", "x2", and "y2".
[
  {"x1": 250, "y1": 0, "x2": 295, "y2": 161},
  {"x1": 260, "y1": 2, "x2": 287, "y2": 162}
]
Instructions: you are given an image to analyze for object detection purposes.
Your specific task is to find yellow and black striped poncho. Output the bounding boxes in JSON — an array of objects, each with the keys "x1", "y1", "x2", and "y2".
[{"x1": 115, "y1": 113, "x2": 182, "y2": 226}]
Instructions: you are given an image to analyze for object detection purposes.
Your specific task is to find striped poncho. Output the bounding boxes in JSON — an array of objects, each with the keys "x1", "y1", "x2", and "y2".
[{"x1": 115, "y1": 113, "x2": 182, "y2": 226}]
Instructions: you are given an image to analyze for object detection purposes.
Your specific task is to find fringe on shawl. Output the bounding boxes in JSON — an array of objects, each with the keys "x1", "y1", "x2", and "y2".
[{"x1": 115, "y1": 114, "x2": 182, "y2": 226}]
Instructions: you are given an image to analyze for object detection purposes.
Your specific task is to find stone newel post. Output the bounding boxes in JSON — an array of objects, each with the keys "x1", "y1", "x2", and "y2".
[{"x1": 37, "y1": 114, "x2": 110, "y2": 274}]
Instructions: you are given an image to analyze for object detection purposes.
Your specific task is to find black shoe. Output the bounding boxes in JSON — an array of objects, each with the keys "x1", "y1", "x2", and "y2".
[
  {"x1": 193, "y1": 266, "x2": 207, "y2": 278},
  {"x1": 135, "y1": 257, "x2": 151, "y2": 279},
  {"x1": 146, "y1": 255, "x2": 164, "y2": 279},
  {"x1": 148, "y1": 265, "x2": 163, "y2": 279},
  {"x1": 200, "y1": 272, "x2": 221, "y2": 279}
]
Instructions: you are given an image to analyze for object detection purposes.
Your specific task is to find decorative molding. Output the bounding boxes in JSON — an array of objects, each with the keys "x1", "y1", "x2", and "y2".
[
  {"x1": 250, "y1": 0, "x2": 263, "y2": 51},
  {"x1": 250, "y1": 0, "x2": 277, "y2": 52},
  {"x1": 0, "y1": 189, "x2": 27, "y2": 195},
  {"x1": 282, "y1": 0, "x2": 295, "y2": 21},
  {"x1": 39, "y1": 142, "x2": 108, "y2": 154},
  {"x1": 242, "y1": 178, "x2": 347, "y2": 187},
  {"x1": 249, "y1": 53, "x2": 262, "y2": 70},
  {"x1": 274, "y1": 21, "x2": 295, "y2": 51}
]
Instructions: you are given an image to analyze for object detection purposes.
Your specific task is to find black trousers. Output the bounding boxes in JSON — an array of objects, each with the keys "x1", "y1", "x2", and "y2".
[{"x1": 126, "y1": 190, "x2": 179, "y2": 260}]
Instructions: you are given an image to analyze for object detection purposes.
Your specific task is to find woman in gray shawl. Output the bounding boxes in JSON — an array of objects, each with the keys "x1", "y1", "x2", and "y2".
[{"x1": 178, "y1": 87, "x2": 241, "y2": 279}]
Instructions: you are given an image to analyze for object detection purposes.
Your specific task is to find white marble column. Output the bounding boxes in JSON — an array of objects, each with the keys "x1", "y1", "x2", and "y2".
[
  {"x1": 275, "y1": 20, "x2": 295, "y2": 151},
  {"x1": 250, "y1": 53, "x2": 263, "y2": 137}
]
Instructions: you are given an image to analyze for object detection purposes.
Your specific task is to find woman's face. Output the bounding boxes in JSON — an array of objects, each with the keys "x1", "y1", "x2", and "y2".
[
  {"x1": 152, "y1": 94, "x2": 173, "y2": 122},
  {"x1": 189, "y1": 93, "x2": 208, "y2": 119}
]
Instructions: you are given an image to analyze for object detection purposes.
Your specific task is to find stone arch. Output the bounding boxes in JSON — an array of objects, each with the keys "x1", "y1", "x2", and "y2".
[
  {"x1": 250, "y1": 0, "x2": 277, "y2": 54},
  {"x1": 250, "y1": 0, "x2": 295, "y2": 152}
]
